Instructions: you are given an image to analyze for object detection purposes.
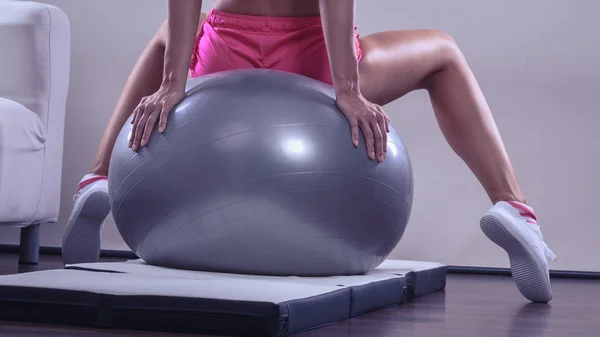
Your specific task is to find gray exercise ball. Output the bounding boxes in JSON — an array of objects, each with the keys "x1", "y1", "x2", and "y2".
[{"x1": 108, "y1": 69, "x2": 413, "y2": 276}]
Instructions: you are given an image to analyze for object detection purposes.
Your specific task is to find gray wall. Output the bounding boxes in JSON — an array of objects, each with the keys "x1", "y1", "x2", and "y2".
[{"x1": 1, "y1": 0, "x2": 598, "y2": 271}]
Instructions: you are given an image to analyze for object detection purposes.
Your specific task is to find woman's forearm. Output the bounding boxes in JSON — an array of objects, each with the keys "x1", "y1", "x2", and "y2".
[
  {"x1": 319, "y1": 0, "x2": 360, "y2": 95},
  {"x1": 163, "y1": 0, "x2": 203, "y2": 89}
]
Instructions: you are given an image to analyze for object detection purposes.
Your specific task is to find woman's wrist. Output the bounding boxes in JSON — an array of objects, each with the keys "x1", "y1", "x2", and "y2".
[
  {"x1": 161, "y1": 0, "x2": 202, "y2": 92},
  {"x1": 161, "y1": 70, "x2": 187, "y2": 91},
  {"x1": 334, "y1": 73, "x2": 360, "y2": 94},
  {"x1": 332, "y1": 62, "x2": 360, "y2": 95},
  {"x1": 335, "y1": 78, "x2": 361, "y2": 98}
]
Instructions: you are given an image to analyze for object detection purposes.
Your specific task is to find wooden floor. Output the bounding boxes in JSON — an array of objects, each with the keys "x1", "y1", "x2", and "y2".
[{"x1": 0, "y1": 253, "x2": 599, "y2": 337}]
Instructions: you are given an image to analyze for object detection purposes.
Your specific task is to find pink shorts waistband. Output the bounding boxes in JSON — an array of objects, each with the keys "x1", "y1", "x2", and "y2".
[{"x1": 206, "y1": 9, "x2": 323, "y2": 33}]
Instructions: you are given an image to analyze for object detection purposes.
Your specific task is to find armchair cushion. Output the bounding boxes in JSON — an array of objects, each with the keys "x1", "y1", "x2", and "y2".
[{"x1": 0, "y1": 98, "x2": 45, "y2": 224}]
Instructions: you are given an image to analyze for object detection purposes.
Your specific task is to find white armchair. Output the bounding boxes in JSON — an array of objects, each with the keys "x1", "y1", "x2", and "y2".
[{"x1": 0, "y1": 1, "x2": 70, "y2": 264}]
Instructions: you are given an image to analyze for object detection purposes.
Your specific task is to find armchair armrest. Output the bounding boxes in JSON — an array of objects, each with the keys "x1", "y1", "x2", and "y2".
[{"x1": 0, "y1": 1, "x2": 71, "y2": 225}]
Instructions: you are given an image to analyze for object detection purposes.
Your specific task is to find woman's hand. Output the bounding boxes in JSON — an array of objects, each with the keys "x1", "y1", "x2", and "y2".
[
  {"x1": 317, "y1": 0, "x2": 389, "y2": 162},
  {"x1": 129, "y1": 83, "x2": 185, "y2": 151},
  {"x1": 336, "y1": 90, "x2": 390, "y2": 162},
  {"x1": 128, "y1": 0, "x2": 202, "y2": 151}
]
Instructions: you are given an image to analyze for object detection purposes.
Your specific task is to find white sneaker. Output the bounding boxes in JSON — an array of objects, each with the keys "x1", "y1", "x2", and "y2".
[
  {"x1": 61, "y1": 174, "x2": 110, "y2": 265},
  {"x1": 480, "y1": 201, "x2": 557, "y2": 303}
]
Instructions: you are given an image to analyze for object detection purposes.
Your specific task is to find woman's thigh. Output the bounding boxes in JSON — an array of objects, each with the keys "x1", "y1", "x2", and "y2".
[{"x1": 357, "y1": 29, "x2": 459, "y2": 106}]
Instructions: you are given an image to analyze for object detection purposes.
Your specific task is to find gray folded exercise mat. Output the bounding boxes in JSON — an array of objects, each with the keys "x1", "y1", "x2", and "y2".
[{"x1": 0, "y1": 259, "x2": 446, "y2": 336}]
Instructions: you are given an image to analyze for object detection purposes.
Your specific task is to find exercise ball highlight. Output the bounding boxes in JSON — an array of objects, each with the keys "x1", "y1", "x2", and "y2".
[{"x1": 108, "y1": 69, "x2": 413, "y2": 276}]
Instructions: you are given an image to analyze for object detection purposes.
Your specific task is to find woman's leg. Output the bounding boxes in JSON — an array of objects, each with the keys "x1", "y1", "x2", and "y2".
[
  {"x1": 62, "y1": 20, "x2": 170, "y2": 265},
  {"x1": 90, "y1": 20, "x2": 169, "y2": 176},
  {"x1": 357, "y1": 30, "x2": 555, "y2": 303},
  {"x1": 62, "y1": 16, "x2": 206, "y2": 265},
  {"x1": 358, "y1": 29, "x2": 522, "y2": 204},
  {"x1": 92, "y1": 12, "x2": 209, "y2": 174}
]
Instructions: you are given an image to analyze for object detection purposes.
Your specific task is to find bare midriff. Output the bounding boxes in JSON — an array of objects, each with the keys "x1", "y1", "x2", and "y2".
[{"x1": 213, "y1": 0, "x2": 320, "y2": 17}]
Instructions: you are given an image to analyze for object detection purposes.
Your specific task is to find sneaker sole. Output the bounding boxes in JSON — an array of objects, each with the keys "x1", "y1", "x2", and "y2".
[
  {"x1": 62, "y1": 191, "x2": 110, "y2": 265},
  {"x1": 480, "y1": 214, "x2": 552, "y2": 303}
]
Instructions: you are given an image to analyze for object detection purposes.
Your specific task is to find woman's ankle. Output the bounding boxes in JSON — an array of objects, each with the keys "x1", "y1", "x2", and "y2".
[
  {"x1": 490, "y1": 191, "x2": 527, "y2": 205},
  {"x1": 89, "y1": 164, "x2": 109, "y2": 177}
]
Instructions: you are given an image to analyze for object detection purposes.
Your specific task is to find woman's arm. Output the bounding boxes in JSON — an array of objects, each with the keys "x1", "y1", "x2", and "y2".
[
  {"x1": 319, "y1": 0, "x2": 388, "y2": 162},
  {"x1": 319, "y1": 0, "x2": 359, "y2": 95},
  {"x1": 163, "y1": 0, "x2": 203, "y2": 91},
  {"x1": 131, "y1": 0, "x2": 202, "y2": 149}
]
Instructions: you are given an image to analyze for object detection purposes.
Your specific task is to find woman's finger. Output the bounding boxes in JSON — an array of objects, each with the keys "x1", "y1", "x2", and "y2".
[
  {"x1": 348, "y1": 116, "x2": 360, "y2": 147},
  {"x1": 132, "y1": 109, "x2": 150, "y2": 151},
  {"x1": 376, "y1": 105, "x2": 390, "y2": 133},
  {"x1": 384, "y1": 114, "x2": 391, "y2": 133},
  {"x1": 132, "y1": 97, "x2": 149, "y2": 125},
  {"x1": 376, "y1": 112, "x2": 388, "y2": 157},
  {"x1": 159, "y1": 100, "x2": 175, "y2": 133},
  {"x1": 129, "y1": 107, "x2": 143, "y2": 148},
  {"x1": 141, "y1": 108, "x2": 160, "y2": 147},
  {"x1": 131, "y1": 110, "x2": 137, "y2": 125},
  {"x1": 370, "y1": 118, "x2": 385, "y2": 162},
  {"x1": 359, "y1": 119, "x2": 375, "y2": 160}
]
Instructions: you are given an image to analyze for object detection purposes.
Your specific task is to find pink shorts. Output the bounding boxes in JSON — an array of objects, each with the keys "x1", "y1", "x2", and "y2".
[{"x1": 189, "y1": 9, "x2": 362, "y2": 85}]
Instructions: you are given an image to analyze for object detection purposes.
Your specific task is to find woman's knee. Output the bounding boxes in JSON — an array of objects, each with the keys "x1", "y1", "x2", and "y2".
[
  {"x1": 152, "y1": 13, "x2": 205, "y2": 48},
  {"x1": 151, "y1": 19, "x2": 169, "y2": 47},
  {"x1": 419, "y1": 30, "x2": 467, "y2": 90},
  {"x1": 429, "y1": 30, "x2": 464, "y2": 66}
]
